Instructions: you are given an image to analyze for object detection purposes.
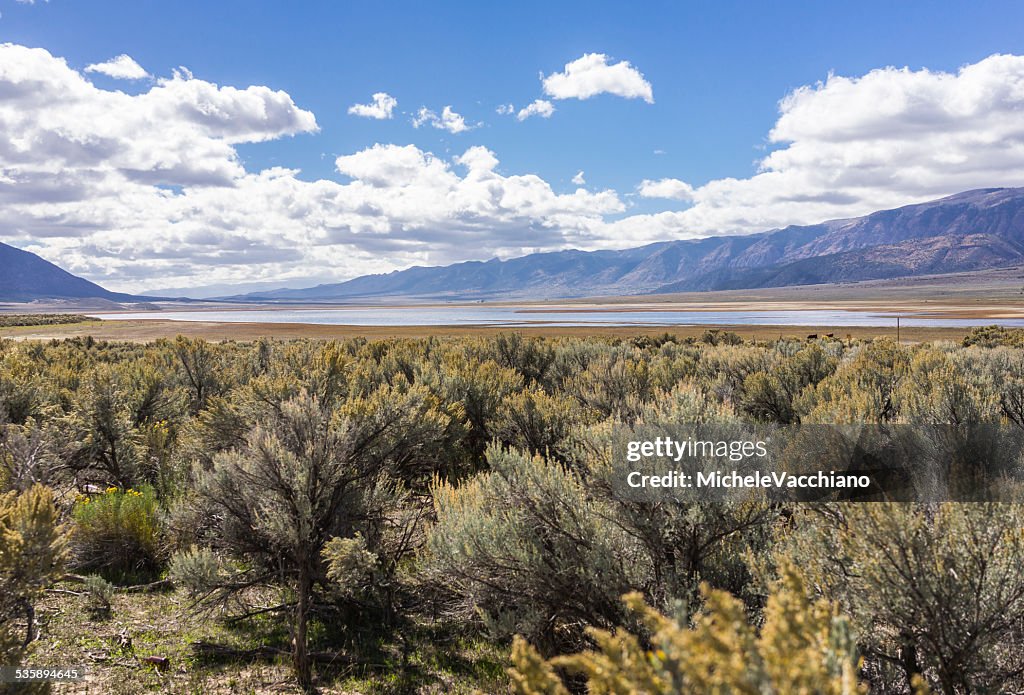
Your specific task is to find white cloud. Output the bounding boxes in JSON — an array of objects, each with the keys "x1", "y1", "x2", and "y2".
[
  {"x1": 0, "y1": 44, "x2": 317, "y2": 189},
  {"x1": 412, "y1": 105, "x2": 472, "y2": 133},
  {"x1": 336, "y1": 143, "x2": 450, "y2": 187},
  {"x1": 8, "y1": 43, "x2": 1024, "y2": 292},
  {"x1": 455, "y1": 145, "x2": 500, "y2": 173},
  {"x1": 0, "y1": 43, "x2": 626, "y2": 292},
  {"x1": 496, "y1": 103, "x2": 514, "y2": 115},
  {"x1": 543, "y1": 53, "x2": 653, "y2": 103},
  {"x1": 347, "y1": 92, "x2": 397, "y2": 119},
  {"x1": 516, "y1": 99, "x2": 555, "y2": 121},
  {"x1": 610, "y1": 54, "x2": 1024, "y2": 243},
  {"x1": 84, "y1": 54, "x2": 149, "y2": 80},
  {"x1": 571, "y1": 170, "x2": 586, "y2": 185},
  {"x1": 637, "y1": 178, "x2": 694, "y2": 200}
]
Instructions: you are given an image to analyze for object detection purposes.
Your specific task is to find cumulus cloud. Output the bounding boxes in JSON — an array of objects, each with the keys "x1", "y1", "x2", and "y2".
[
  {"x1": 347, "y1": 92, "x2": 397, "y2": 119},
  {"x1": 572, "y1": 171, "x2": 586, "y2": 185},
  {"x1": 328, "y1": 143, "x2": 622, "y2": 244},
  {"x1": 84, "y1": 54, "x2": 149, "y2": 80},
  {"x1": 0, "y1": 44, "x2": 317, "y2": 190},
  {"x1": 516, "y1": 99, "x2": 555, "y2": 121},
  {"x1": 611, "y1": 53, "x2": 1024, "y2": 243},
  {"x1": 455, "y1": 145, "x2": 500, "y2": 173},
  {"x1": 496, "y1": 103, "x2": 514, "y2": 115},
  {"x1": 0, "y1": 43, "x2": 625, "y2": 291},
  {"x1": 412, "y1": 105, "x2": 471, "y2": 133},
  {"x1": 543, "y1": 53, "x2": 653, "y2": 103},
  {"x1": 637, "y1": 178, "x2": 694, "y2": 200}
]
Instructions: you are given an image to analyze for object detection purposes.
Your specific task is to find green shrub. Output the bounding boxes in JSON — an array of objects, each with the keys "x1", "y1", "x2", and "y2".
[
  {"x1": 0, "y1": 314, "x2": 97, "y2": 328},
  {"x1": 962, "y1": 325, "x2": 1024, "y2": 348},
  {"x1": 425, "y1": 445, "x2": 645, "y2": 653},
  {"x1": 509, "y1": 562, "x2": 869, "y2": 695},
  {"x1": 72, "y1": 485, "x2": 162, "y2": 582},
  {"x1": 0, "y1": 485, "x2": 69, "y2": 669},
  {"x1": 322, "y1": 534, "x2": 377, "y2": 597},
  {"x1": 168, "y1": 545, "x2": 221, "y2": 597},
  {"x1": 83, "y1": 574, "x2": 114, "y2": 618}
]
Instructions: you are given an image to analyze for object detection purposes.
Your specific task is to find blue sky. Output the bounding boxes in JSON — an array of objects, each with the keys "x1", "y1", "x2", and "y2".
[{"x1": 3, "y1": 0, "x2": 1024, "y2": 292}]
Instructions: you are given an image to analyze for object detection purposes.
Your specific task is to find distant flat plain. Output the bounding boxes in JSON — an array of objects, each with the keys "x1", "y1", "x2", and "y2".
[{"x1": 3, "y1": 265, "x2": 1024, "y2": 342}]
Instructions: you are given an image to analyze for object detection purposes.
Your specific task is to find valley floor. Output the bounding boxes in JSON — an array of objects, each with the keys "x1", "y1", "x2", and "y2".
[
  {"x1": 0, "y1": 317, "x2": 976, "y2": 343},
  {"x1": 3, "y1": 265, "x2": 1024, "y2": 343}
]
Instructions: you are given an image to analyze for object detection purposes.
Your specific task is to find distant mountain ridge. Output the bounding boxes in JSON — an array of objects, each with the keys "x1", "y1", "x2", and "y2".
[
  {"x1": 231, "y1": 187, "x2": 1024, "y2": 301},
  {"x1": 0, "y1": 241, "x2": 148, "y2": 302},
  {"x1": 5, "y1": 187, "x2": 1024, "y2": 304}
]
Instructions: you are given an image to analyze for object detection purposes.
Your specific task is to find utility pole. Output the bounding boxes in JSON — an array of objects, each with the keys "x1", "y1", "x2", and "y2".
[{"x1": 897, "y1": 316, "x2": 900, "y2": 344}]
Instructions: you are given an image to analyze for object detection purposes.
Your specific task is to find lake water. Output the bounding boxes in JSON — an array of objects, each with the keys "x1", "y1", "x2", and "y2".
[{"x1": 95, "y1": 307, "x2": 1024, "y2": 328}]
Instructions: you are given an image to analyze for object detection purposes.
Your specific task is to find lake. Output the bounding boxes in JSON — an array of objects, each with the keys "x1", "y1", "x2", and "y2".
[{"x1": 95, "y1": 306, "x2": 1024, "y2": 328}]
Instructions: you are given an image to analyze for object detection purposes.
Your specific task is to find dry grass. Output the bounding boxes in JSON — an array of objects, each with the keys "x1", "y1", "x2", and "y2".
[
  {"x1": 0, "y1": 317, "x2": 980, "y2": 344},
  {"x1": 28, "y1": 583, "x2": 505, "y2": 694}
]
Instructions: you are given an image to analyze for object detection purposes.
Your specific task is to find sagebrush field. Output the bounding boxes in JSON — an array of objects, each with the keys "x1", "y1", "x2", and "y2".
[{"x1": 4, "y1": 328, "x2": 1024, "y2": 693}]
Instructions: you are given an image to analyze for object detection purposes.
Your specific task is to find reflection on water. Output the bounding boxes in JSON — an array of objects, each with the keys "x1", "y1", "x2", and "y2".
[{"x1": 95, "y1": 307, "x2": 1024, "y2": 328}]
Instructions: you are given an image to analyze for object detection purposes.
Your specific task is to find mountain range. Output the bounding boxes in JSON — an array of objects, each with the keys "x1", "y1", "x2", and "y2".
[
  {"x1": 231, "y1": 187, "x2": 1024, "y2": 301},
  {"x1": 2, "y1": 187, "x2": 1024, "y2": 303},
  {"x1": 0, "y1": 241, "x2": 144, "y2": 303}
]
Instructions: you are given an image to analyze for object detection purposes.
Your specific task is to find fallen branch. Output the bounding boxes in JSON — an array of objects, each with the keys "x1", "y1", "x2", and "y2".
[
  {"x1": 46, "y1": 588, "x2": 85, "y2": 597},
  {"x1": 224, "y1": 603, "x2": 291, "y2": 624},
  {"x1": 58, "y1": 574, "x2": 173, "y2": 593}
]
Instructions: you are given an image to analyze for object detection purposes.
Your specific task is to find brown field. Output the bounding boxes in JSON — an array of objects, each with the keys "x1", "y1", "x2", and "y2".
[{"x1": 0, "y1": 317, "x2": 979, "y2": 343}]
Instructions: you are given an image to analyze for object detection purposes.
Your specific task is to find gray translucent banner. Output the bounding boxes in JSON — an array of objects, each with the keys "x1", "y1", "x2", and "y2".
[{"x1": 605, "y1": 422, "x2": 1024, "y2": 503}]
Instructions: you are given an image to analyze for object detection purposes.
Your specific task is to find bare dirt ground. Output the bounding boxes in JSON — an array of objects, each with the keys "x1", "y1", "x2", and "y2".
[{"x1": 0, "y1": 318, "x2": 977, "y2": 344}]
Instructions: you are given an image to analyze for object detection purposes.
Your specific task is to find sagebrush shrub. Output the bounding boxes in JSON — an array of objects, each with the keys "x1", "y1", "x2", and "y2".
[
  {"x1": 509, "y1": 562, "x2": 868, "y2": 694},
  {"x1": 168, "y1": 545, "x2": 221, "y2": 596},
  {"x1": 72, "y1": 485, "x2": 162, "y2": 582},
  {"x1": 83, "y1": 574, "x2": 114, "y2": 618},
  {"x1": 0, "y1": 484, "x2": 68, "y2": 668}
]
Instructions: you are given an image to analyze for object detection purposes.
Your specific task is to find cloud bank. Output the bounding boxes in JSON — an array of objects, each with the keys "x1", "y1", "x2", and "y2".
[
  {"x1": 0, "y1": 44, "x2": 621, "y2": 291},
  {"x1": 4, "y1": 43, "x2": 1024, "y2": 293},
  {"x1": 612, "y1": 53, "x2": 1024, "y2": 241}
]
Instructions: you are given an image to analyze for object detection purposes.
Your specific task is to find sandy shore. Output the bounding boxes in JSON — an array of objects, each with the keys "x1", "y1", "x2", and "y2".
[{"x1": 515, "y1": 302, "x2": 1024, "y2": 319}]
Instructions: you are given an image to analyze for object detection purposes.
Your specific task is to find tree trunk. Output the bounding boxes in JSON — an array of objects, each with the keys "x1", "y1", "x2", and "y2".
[
  {"x1": 293, "y1": 566, "x2": 314, "y2": 692},
  {"x1": 899, "y1": 634, "x2": 920, "y2": 692},
  {"x1": 21, "y1": 599, "x2": 35, "y2": 648}
]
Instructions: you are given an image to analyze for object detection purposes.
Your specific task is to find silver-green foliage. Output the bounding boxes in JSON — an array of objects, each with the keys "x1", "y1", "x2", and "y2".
[{"x1": 426, "y1": 445, "x2": 648, "y2": 652}]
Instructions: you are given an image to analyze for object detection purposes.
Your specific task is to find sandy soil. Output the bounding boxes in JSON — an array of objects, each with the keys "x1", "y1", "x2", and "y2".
[{"x1": 0, "y1": 318, "x2": 975, "y2": 343}]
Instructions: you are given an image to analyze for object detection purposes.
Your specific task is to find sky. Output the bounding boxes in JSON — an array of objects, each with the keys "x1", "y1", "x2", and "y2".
[{"x1": 2, "y1": 1, "x2": 1024, "y2": 294}]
